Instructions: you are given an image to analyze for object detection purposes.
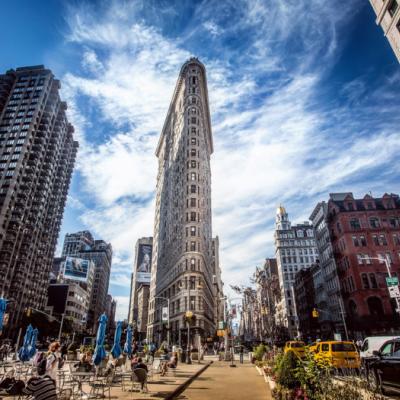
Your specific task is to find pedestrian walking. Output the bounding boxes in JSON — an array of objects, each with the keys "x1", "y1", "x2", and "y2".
[{"x1": 239, "y1": 344, "x2": 244, "y2": 364}]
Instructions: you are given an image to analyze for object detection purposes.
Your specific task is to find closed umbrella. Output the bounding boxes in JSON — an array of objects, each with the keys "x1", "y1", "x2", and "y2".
[
  {"x1": 28, "y1": 328, "x2": 38, "y2": 359},
  {"x1": 18, "y1": 324, "x2": 33, "y2": 362},
  {"x1": 92, "y1": 313, "x2": 107, "y2": 366},
  {"x1": 0, "y1": 299, "x2": 7, "y2": 332},
  {"x1": 111, "y1": 321, "x2": 122, "y2": 359},
  {"x1": 123, "y1": 325, "x2": 132, "y2": 356}
]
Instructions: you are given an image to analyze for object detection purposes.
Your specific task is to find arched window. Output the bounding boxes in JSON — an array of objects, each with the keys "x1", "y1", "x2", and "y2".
[{"x1": 367, "y1": 297, "x2": 384, "y2": 316}]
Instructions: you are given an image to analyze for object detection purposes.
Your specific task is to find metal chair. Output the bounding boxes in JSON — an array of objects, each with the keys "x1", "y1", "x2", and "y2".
[
  {"x1": 89, "y1": 370, "x2": 114, "y2": 400},
  {"x1": 132, "y1": 368, "x2": 148, "y2": 393}
]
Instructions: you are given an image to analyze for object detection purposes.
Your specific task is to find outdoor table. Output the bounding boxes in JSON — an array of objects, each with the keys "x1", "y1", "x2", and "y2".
[{"x1": 70, "y1": 371, "x2": 95, "y2": 399}]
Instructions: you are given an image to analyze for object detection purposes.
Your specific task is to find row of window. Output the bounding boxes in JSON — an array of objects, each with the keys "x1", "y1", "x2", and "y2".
[
  {"x1": 347, "y1": 216, "x2": 400, "y2": 230},
  {"x1": 279, "y1": 239, "x2": 316, "y2": 247},
  {"x1": 356, "y1": 252, "x2": 397, "y2": 264},
  {"x1": 281, "y1": 248, "x2": 317, "y2": 256},
  {"x1": 281, "y1": 255, "x2": 317, "y2": 265}
]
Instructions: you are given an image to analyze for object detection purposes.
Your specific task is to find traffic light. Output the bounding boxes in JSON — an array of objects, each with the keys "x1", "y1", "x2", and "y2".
[
  {"x1": 312, "y1": 308, "x2": 319, "y2": 318},
  {"x1": 26, "y1": 307, "x2": 32, "y2": 317}
]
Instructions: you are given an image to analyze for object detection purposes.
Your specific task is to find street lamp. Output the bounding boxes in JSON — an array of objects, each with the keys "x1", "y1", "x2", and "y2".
[
  {"x1": 154, "y1": 296, "x2": 170, "y2": 347},
  {"x1": 361, "y1": 254, "x2": 400, "y2": 316}
]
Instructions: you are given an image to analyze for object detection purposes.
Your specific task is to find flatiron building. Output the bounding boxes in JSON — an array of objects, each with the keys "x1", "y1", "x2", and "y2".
[{"x1": 147, "y1": 58, "x2": 216, "y2": 344}]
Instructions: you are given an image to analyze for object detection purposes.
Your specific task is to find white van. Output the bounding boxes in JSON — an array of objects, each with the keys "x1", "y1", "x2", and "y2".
[{"x1": 360, "y1": 336, "x2": 400, "y2": 359}]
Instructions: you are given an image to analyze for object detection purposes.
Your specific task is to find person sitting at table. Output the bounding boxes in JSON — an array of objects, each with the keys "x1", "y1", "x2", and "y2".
[
  {"x1": 133, "y1": 357, "x2": 148, "y2": 372},
  {"x1": 75, "y1": 351, "x2": 93, "y2": 372},
  {"x1": 130, "y1": 354, "x2": 139, "y2": 369},
  {"x1": 23, "y1": 375, "x2": 57, "y2": 400}
]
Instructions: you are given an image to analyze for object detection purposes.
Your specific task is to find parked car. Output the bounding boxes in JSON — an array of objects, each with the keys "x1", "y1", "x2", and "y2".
[
  {"x1": 368, "y1": 338, "x2": 400, "y2": 395},
  {"x1": 284, "y1": 341, "x2": 305, "y2": 358},
  {"x1": 360, "y1": 336, "x2": 399, "y2": 375},
  {"x1": 314, "y1": 341, "x2": 360, "y2": 369},
  {"x1": 360, "y1": 336, "x2": 399, "y2": 359}
]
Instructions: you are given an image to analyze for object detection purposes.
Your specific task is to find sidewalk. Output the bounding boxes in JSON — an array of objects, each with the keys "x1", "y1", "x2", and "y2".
[
  {"x1": 82, "y1": 362, "x2": 210, "y2": 400},
  {"x1": 178, "y1": 359, "x2": 271, "y2": 400}
]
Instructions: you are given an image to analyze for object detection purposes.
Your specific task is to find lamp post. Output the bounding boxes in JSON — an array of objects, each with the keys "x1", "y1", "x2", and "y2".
[
  {"x1": 362, "y1": 255, "x2": 400, "y2": 316},
  {"x1": 154, "y1": 296, "x2": 170, "y2": 347}
]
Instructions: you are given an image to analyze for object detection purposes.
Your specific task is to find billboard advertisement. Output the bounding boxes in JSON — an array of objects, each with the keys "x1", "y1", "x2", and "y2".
[
  {"x1": 136, "y1": 244, "x2": 152, "y2": 283},
  {"x1": 63, "y1": 257, "x2": 90, "y2": 282}
]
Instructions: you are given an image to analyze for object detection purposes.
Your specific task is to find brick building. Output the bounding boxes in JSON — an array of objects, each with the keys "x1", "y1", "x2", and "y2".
[{"x1": 328, "y1": 192, "x2": 400, "y2": 337}]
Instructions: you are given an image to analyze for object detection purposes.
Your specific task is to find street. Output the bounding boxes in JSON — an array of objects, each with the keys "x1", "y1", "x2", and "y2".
[{"x1": 179, "y1": 357, "x2": 270, "y2": 400}]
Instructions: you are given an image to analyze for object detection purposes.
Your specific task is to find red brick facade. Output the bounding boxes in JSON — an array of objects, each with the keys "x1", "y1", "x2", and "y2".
[{"x1": 328, "y1": 193, "x2": 400, "y2": 335}]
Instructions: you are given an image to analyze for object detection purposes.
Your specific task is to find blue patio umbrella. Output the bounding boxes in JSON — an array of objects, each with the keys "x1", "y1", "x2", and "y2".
[
  {"x1": 18, "y1": 324, "x2": 33, "y2": 362},
  {"x1": 0, "y1": 299, "x2": 7, "y2": 332},
  {"x1": 28, "y1": 328, "x2": 38, "y2": 359},
  {"x1": 111, "y1": 321, "x2": 122, "y2": 359},
  {"x1": 92, "y1": 313, "x2": 107, "y2": 366},
  {"x1": 123, "y1": 325, "x2": 133, "y2": 356}
]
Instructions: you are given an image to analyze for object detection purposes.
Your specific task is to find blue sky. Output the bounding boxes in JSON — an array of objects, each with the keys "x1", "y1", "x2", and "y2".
[{"x1": 1, "y1": 0, "x2": 400, "y2": 320}]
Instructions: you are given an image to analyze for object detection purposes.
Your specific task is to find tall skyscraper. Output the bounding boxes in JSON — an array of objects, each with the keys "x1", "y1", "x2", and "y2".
[
  {"x1": 62, "y1": 231, "x2": 112, "y2": 331},
  {"x1": 147, "y1": 58, "x2": 216, "y2": 344},
  {"x1": 369, "y1": 0, "x2": 400, "y2": 62},
  {"x1": 128, "y1": 237, "x2": 153, "y2": 325},
  {"x1": 0, "y1": 65, "x2": 78, "y2": 334},
  {"x1": 274, "y1": 206, "x2": 319, "y2": 338}
]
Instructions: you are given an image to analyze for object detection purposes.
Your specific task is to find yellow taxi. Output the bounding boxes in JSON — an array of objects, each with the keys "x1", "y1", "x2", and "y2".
[
  {"x1": 313, "y1": 341, "x2": 360, "y2": 369},
  {"x1": 284, "y1": 341, "x2": 306, "y2": 358},
  {"x1": 307, "y1": 342, "x2": 319, "y2": 353}
]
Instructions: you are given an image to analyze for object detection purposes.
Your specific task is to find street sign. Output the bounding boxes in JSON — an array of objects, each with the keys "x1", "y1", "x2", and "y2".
[
  {"x1": 218, "y1": 321, "x2": 226, "y2": 330},
  {"x1": 388, "y1": 285, "x2": 400, "y2": 299},
  {"x1": 386, "y1": 276, "x2": 399, "y2": 286},
  {"x1": 334, "y1": 333, "x2": 342, "y2": 341}
]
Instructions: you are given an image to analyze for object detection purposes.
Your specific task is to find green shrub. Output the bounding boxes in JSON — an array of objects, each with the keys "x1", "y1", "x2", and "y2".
[
  {"x1": 275, "y1": 351, "x2": 301, "y2": 389},
  {"x1": 253, "y1": 344, "x2": 267, "y2": 361}
]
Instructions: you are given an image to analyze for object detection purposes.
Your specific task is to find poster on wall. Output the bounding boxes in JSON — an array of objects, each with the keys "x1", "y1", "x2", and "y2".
[
  {"x1": 136, "y1": 244, "x2": 152, "y2": 283},
  {"x1": 64, "y1": 257, "x2": 90, "y2": 282}
]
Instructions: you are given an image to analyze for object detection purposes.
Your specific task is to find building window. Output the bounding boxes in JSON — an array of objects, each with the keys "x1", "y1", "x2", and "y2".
[
  {"x1": 360, "y1": 235, "x2": 367, "y2": 246},
  {"x1": 191, "y1": 172, "x2": 196, "y2": 181},
  {"x1": 191, "y1": 160, "x2": 196, "y2": 168},
  {"x1": 369, "y1": 217, "x2": 380, "y2": 228},
  {"x1": 352, "y1": 236, "x2": 359, "y2": 247},
  {"x1": 191, "y1": 149, "x2": 196, "y2": 156},
  {"x1": 190, "y1": 184, "x2": 196, "y2": 193},
  {"x1": 361, "y1": 273, "x2": 370, "y2": 289},
  {"x1": 379, "y1": 234, "x2": 388, "y2": 246},
  {"x1": 349, "y1": 218, "x2": 361, "y2": 230},
  {"x1": 372, "y1": 235, "x2": 379, "y2": 246},
  {"x1": 369, "y1": 273, "x2": 378, "y2": 289},
  {"x1": 191, "y1": 138, "x2": 196, "y2": 145},
  {"x1": 388, "y1": 0, "x2": 399, "y2": 17},
  {"x1": 393, "y1": 234, "x2": 400, "y2": 246},
  {"x1": 190, "y1": 241, "x2": 196, "y2": 251},
  {"x1": 190, "y1": 198, "x2": 196, "y2": 207},
  {"x1": 190, "y1": 227, "x2": 196, "y2": 236},
  {"x1": 190, "y1": 212, "x2": 196, "y2": 222}
]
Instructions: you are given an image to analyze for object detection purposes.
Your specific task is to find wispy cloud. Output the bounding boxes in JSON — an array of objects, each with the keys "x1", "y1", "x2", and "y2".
[{"x1": 59, "y1": 0, "x2": 400, "y2": 320}]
